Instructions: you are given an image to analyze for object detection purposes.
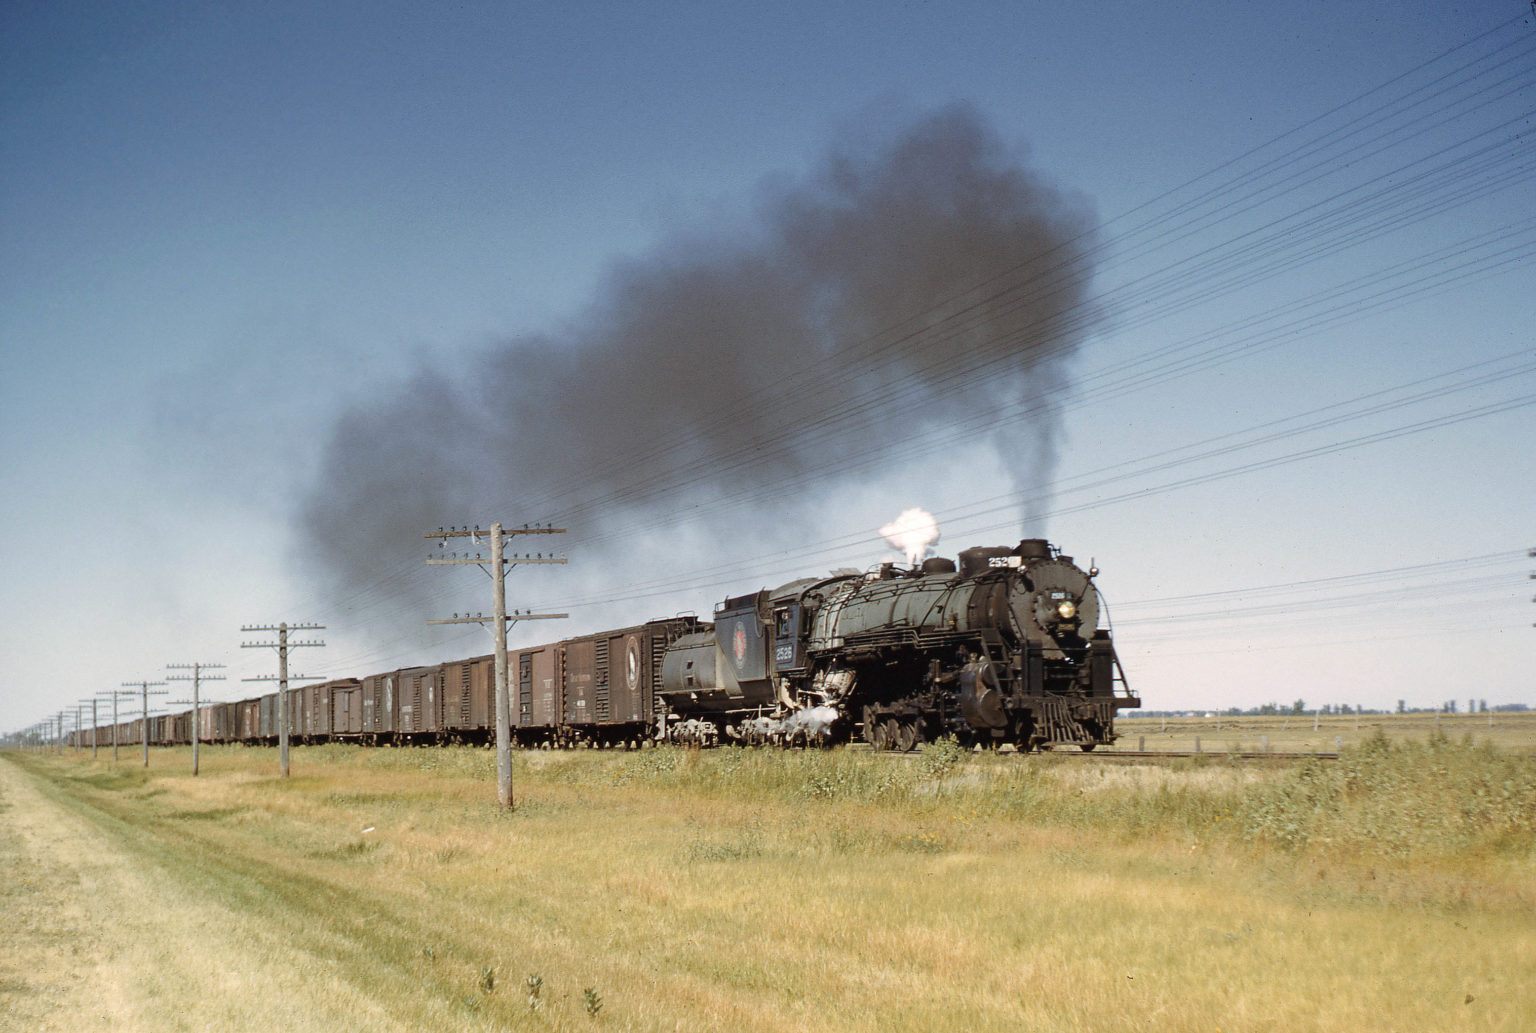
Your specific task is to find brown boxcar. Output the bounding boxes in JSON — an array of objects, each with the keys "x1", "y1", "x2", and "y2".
[
  {"x1": 331, "y1": 682, "x2": 364, "y2": 737},
  {"x1": 299, "y1": 681, "x2": 329, "y2": 739},
  {"x1": 299, "y1": 679, "x2": 358, "y2": 741},
  {"x1": 559, "y1": 618, "x2": 701, "y2": 744},
  {"x1": 397, "y1": 666, "x2": 442, "y2": 737},
  {"x1": 603, "y1": 624, "x2": 668, "y2": 725},
  {"x1": 202, "y1": 701, "x2": 237, "y2": 743},
  {"x1": 507, "y1": 643, "x2": 556, "y2": 744},
  {"x1": 516, "y1": 643, "x2": 560, "y2": 734},
  {"x1": 260, "y1": 687, "x2": 308, "y2": 740},
  {"x1": 562, "y1": 637, "x2": 596, "y2": 727},
  {"x1": 440, "y1": 655, "x2": 494, "y2": 739},
  {"x1": 286, "y1": 686, "x2": 306, "y2": 740},
  {"x1": 361, "y1": 671, "x2": 398, "y2": 737},
  {"x1": 236, "y1": 697, "x2": 261, "y2": 740},
  {"x1": 258, "y1": 693, "x2": 279, "y2": 739}
]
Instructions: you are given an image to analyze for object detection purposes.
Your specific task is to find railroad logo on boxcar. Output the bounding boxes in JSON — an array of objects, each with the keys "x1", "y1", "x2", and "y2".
[{"x1": 626, "y1": 638, "x2": 641, "y2": 691}]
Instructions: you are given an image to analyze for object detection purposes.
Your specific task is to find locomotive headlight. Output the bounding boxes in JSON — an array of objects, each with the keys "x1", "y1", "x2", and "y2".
[{"x1": 1056, "y1": 600, "x2": 1077, "y2": 620}]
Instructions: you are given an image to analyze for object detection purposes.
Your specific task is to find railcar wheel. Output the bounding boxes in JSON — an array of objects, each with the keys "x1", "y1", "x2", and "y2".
[
  {"x1": 862, "y1": 706, "x2": 879, "y2": 747},
  {"x1": 1079, "y1": 743, "x2": 1096, "y2": 752},
  {"x1": 895, "y1": 721, "x2": 918, "y2": 753}
]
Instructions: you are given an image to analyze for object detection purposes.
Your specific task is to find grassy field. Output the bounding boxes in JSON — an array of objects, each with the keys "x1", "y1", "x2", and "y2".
[
  {"x1": 1112, "y1": 709, "x2": 1536, "y2": 755},
  {"x1": 3, "y1": 731, "x2": 1533, "y2": 1032}
]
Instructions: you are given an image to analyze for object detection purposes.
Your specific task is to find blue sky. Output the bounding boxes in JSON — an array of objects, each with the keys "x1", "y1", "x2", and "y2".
[{"x1": 3, "y1": 2, "x2": 1532, "y2": 737}]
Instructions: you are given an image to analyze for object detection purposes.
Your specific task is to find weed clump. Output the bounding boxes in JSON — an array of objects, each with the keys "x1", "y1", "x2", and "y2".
[
  {"x1": 919, "y1": 735, "x2": 967, "y2": 780},
  {"x1": 1237, "y1": 730, "x2": 1536, "y2": 859}
]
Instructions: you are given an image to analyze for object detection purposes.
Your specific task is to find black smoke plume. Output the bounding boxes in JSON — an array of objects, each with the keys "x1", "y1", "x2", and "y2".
[{"x1": 299, "y1": 104, "x2": 1098, "y2": 613}]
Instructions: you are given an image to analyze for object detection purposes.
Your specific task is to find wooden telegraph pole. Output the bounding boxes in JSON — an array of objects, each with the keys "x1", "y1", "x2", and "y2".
[
  {"x1": 89, "y1": 697, "x2": 99, "y2": 758},
  {"x1": 426, "y1": 523, "x2": 566, "y2": 810},
  {"x1": 97, "y1": 688, "x2": 134, "y2": 763},
  {"x1": 121, "y1": 680, "x2": 167, "y2": 767},
  {"x1": 241, "y1": 623, "x2": 324, "y2": 778},
  {"x1": 167, "y1": 662, "x2": 226, "y2": 776},
  {"x1": 72, "y1": 699, "x2": 97, "y2": 755}
]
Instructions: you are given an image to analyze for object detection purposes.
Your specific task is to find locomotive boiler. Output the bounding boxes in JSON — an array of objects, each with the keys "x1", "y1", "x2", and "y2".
[{"x1": 659, "y1": 539, "x2": 1137, "y2": 750}]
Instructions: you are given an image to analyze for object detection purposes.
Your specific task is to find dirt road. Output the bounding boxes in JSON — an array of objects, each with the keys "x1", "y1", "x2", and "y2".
[{"x1": 0, "y1": 757, "x2": 407, "y2": 1033}]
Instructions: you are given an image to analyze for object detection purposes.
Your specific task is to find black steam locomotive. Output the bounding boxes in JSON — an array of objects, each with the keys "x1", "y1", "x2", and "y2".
[
  {"x1": 70, "y1": 539, "x2": 1134, "y2": 753},
  {"x1": 660, "y1": 538, "x2": 1137, "y2": 750}
]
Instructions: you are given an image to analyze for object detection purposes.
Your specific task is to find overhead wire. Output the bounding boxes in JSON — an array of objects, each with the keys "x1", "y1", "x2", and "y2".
[
  {"x1": 266, "y1": 16, "x2": 1534, "y2": 678},
  {"x1": 517, "y1": 94, "x2": 1535, "y2": 533}
]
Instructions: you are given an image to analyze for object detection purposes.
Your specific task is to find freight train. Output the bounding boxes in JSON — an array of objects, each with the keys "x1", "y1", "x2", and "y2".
[{"x1": 70, "y1": 539, "x2": 1137, "y2": 753}]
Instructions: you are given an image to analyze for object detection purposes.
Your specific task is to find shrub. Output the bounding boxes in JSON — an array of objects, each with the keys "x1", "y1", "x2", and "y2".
[{"x1": 1237, "y1": 730, "x2": 1536, "y2": 858}]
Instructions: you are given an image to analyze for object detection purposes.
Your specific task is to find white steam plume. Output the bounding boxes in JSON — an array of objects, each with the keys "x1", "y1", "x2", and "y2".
[{"x1": 880, "y1": 508, "x2": 941, "y2": 565}]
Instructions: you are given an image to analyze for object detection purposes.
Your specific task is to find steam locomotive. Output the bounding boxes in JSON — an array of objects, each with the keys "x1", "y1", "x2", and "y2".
[
  {"x1": 660, "y1": 538, "x2": 1137, "y2": 751},
  {"x1": 69, "y1": 539, "x2": 1135, "y2": 753}
]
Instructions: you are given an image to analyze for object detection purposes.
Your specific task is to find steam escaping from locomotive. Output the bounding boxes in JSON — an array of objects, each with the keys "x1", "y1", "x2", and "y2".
[
  {"x1": 880, "y1": 508, "x2": 941, "y2": 565},
  {"x1": 298, "y1": 103, "x2": 1100, "y2": 619}
]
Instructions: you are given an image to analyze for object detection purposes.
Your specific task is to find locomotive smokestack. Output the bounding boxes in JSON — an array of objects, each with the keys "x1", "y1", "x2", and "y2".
[{"x1": 298, "y1": 104, "x2": 1099, "y2": 619}]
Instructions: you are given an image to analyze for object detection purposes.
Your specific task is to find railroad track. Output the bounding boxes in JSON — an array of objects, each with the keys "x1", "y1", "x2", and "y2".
[
  {"x1": 862, "y1": 744, "x2": 1341, "y2": 762},
  {"x1": 1035, "y1": 748, "x2": 1340, "y2": 762}
]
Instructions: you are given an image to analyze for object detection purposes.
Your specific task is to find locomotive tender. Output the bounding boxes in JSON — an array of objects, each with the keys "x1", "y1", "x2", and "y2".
[{"x1": 70, "y1": 539, "x2": 1135, "y2": 753}]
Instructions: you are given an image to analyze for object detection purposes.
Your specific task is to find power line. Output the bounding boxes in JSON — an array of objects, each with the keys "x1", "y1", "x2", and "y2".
[
  {"x1": 241, "y1": 623, "x2": 325, "y2": 778},
  {"x1": 51, "y1": 15, "x2": 1521, "y2": 710},
  {"x1": 426, "y1": 523, "x2": 566, "y2": 809}
]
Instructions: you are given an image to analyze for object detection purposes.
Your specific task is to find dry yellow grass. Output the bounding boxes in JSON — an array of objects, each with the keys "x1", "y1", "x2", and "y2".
[
  {"x1": 3, "y1": 741, "x2": 1532, "y2": 1032},
  {"x1": 1113, "y1": 708, "x2": 1536, "y2": 755}
]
